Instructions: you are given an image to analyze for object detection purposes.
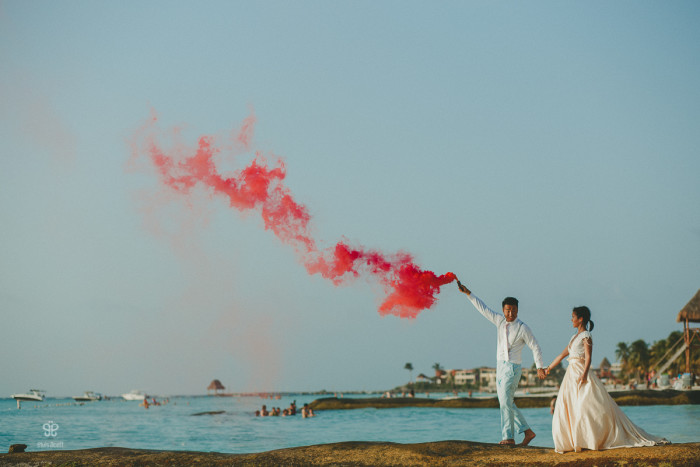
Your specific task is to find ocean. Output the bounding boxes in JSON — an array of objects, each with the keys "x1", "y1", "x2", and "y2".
[{"x1": 2, "y1": 394, "x2": 698, "y2": 454}]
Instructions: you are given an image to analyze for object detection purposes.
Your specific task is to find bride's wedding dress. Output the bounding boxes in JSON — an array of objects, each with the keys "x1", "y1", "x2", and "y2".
[{"x1": 552, "y1": 331, "x2": 669, "y2": 453}]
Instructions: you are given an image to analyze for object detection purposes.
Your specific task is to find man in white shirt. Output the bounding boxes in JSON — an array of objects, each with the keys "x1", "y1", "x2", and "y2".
[{"x1": 456, "y1": 278, "x2": 546, "y2": 446}]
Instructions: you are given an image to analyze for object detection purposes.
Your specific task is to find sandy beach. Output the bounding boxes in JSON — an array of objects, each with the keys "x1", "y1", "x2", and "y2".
[{"x1": 2, "y1": 441, "x2": 699, "y2": 466}]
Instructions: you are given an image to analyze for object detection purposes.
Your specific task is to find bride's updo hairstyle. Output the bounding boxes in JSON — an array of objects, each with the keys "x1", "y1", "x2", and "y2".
[{"x1": 573, "y1": 306, "x2": 594, "y2": 331}]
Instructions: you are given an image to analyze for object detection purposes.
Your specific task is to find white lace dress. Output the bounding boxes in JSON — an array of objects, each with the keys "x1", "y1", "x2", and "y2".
[{"x1": 552, "y1": 331, "x2": 669, "y2": 453}]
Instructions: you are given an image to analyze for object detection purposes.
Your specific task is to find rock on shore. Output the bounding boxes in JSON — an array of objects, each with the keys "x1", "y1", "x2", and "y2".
[
  {"x1": 2, "y1": 441, "x2": 699, "y2": 466},
  {"x1": 308, "y1": 389, "x2": 700, "y2": 410}
]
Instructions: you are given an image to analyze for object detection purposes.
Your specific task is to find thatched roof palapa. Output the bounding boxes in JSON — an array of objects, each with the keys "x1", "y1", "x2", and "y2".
[
  {"x1": 207, "y1": 379, "x2": 225, "y2": 391},
  {"x1": 677, "y1": 289, "x2": 700, "y2": 323}
]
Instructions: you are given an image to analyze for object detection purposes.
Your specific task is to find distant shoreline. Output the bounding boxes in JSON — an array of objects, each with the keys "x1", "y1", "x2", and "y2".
[
  {"x1": 308, "y1": 389, "x2": 700, "y2": 410},
  {"x1": 3, "y1": 441, "x2": 699, "y2": 466}
]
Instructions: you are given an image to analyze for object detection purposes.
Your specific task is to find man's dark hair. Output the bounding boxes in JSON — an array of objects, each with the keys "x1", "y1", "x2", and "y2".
[{"x1": 502, "y1": 297, "x2": 519, "y2": 308}]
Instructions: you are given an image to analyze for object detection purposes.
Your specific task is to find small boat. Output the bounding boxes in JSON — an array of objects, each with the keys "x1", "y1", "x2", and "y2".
[
  {"x1": 73, "y1": 391, "x2": 102, "y2": 402},
  {"x1": 440, "y1": 395, "x2": 461, "y2": 400},
  {"x1": 122, "y1": 390, "x2": 146, "y2": 401},
  {"x1": 11, "y1": 389, "x2": 45, "y2": 401}
]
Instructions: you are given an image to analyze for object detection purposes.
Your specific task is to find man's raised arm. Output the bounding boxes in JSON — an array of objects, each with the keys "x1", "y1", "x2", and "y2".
[{"x1": 456, "y1": 278, "x2": 501, "y2": 326}]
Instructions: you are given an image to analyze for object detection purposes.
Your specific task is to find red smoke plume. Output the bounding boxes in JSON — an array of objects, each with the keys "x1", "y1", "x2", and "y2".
[{"x1": 131, "y1": 112, "x2": 455, "y2": 318}]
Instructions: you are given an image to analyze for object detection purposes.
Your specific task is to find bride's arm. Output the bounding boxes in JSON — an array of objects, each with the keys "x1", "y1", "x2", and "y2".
[
  {"x1": 545, "y1": 347, "x2": 569, "y2": 375},
  {"x1": 579, "y1": 337, "x2": 593, "y2": 384}
]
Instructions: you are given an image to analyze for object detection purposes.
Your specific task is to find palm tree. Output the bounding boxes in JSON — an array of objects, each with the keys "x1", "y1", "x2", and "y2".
[
  {"x1": 650, "y1": 338, "x2": 669, "y2": 370},
  {"x1": 404, "y1": 362, "x2": 414, "y2": 383},
  {"x1": 615, "y1": 342, "x2": 630, "y2": 380},
  {"x1": 432, "y1": 363, "x2": 443, "y2": 384},
  {"x1": 629, "y1": 339, "x2": 650, "y2": 382}
]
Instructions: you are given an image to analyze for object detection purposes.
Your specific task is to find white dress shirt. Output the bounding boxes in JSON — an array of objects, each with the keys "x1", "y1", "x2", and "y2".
[{"x1": 467, "y1": 293, "x2": 545, "y2": 369}]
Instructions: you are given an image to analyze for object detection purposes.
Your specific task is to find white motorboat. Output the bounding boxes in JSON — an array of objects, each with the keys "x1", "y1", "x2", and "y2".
[
  {"x1": 73, "y1": 391, "x2": 102, "y2": 402},
  {"x1": 122, "y1": 390, "x2": 146, "y2": 401},
  {"x1": 11, "y1": 389, "x2": 45, "y2": 401}
]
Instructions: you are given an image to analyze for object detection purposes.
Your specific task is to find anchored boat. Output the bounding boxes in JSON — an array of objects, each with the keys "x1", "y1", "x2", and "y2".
[
  {"x1": 122, "y1": 390, "x2": 146, "y2": 401},
  {"x1": 11, "y1": 389, "x2": 45, "y2": 401},
  {"x1": 73, "y1": 391, "x2": 102, "y2": 402}
]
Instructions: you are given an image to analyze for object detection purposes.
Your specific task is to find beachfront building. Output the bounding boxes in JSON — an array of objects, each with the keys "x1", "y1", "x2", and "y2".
[
  {"x1": 439, "y1": 367, "x2": 496, "y2": 390},
  {"x1": 416, "y1": 373, "x2": 431, "y2": 383},
  {"x1": 610, "y1": 362, "x2": 623, "y2": 379},
  {"x1": 415, "y1": 365, "x2": 564, "y2": 392},
  {"x1": 450, "y1": 367, "x2": 538, "y2": 390},
  {"x1": 434, "y1": 369, "x2": 447, "y2": 385},
  {"x1": 518, "y1": 368, "x2": 556, "y2": 388},
  {"x1": 520, "y1": 368, "x2": 539, "y2": 387},
  {"x1": 453, "y1": 369, "x2": 479, "y2": 386},
  {"x1": 597, "y1": 358, "x2": 612, "y2": 379},
  {"x1": 478, "y1": 367, "x2": 497, "y2": 392}
]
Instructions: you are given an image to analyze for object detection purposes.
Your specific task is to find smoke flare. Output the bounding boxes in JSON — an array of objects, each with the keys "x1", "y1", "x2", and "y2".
[{"x1": 131, "y1": 112, "x2": 455, "y2": 318}]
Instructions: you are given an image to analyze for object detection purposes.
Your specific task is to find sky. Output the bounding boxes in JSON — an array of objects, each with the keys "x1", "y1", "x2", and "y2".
[{"x1": 1, "y1": 1, "x2": 699, "y2": 397}]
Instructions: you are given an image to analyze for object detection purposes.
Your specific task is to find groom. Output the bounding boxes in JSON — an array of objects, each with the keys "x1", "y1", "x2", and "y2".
[{"x1": 456, "y1": 278, "x2": 546, "y2": 446}]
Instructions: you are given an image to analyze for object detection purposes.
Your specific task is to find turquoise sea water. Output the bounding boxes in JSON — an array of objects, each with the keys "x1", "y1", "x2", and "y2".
[{"x1": 2, "y1": 394, "x2": 698, "y2": 454}]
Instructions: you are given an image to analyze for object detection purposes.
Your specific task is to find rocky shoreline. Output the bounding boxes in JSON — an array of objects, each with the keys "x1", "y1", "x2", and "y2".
[
  {"x1": 2, "y1": 441, "x2": 699, "y2": 466},
  {"x1": 308, "y1": 389, "x2": 700, "y2": 410}
]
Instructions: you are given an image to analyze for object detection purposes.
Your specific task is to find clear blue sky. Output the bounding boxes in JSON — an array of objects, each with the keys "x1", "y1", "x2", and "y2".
[{"x1": 1, "y1": 1, "x2": 698, "y2": 397}]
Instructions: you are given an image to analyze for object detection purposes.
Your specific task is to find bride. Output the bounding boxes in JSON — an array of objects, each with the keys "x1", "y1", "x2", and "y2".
[{"x1": 545, "y1": 306, "x2": 669, "y2": 453}]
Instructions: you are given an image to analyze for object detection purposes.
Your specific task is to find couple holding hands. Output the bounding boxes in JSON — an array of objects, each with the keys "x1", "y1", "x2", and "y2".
[{"x1": 455, "y1": 278, "x2": 668, "y2": 453}]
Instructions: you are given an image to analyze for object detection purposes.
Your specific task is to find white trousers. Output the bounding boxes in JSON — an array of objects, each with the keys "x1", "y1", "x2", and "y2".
[{"x1": 496, "y1": 361, "x2": 529, "y2": 440}]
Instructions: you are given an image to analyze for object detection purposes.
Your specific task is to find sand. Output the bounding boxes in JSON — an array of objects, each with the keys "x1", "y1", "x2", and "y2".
[{"x1": 2, "y1": 441, "x2": 699, "y2": 466}]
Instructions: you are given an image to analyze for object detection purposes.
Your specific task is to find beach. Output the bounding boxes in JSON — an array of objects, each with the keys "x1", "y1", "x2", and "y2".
[{"x1": 3, "y1": 441, "x2": 699, "y2": 466}]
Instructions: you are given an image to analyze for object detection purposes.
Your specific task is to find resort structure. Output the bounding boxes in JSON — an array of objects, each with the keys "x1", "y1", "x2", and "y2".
[{"x1": 677, "y1": 289, "x2": 700, "y2": 375}]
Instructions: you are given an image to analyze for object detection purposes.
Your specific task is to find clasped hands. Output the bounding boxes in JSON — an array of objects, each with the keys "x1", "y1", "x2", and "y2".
[{"x1": 541, "y1": 368, "x2": 588, "y2": 385}]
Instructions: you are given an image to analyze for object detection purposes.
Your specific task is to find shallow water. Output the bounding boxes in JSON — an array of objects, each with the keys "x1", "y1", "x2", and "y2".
[{"x1": 1, "y1": 395, "x2": 698, "y2": 453}]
